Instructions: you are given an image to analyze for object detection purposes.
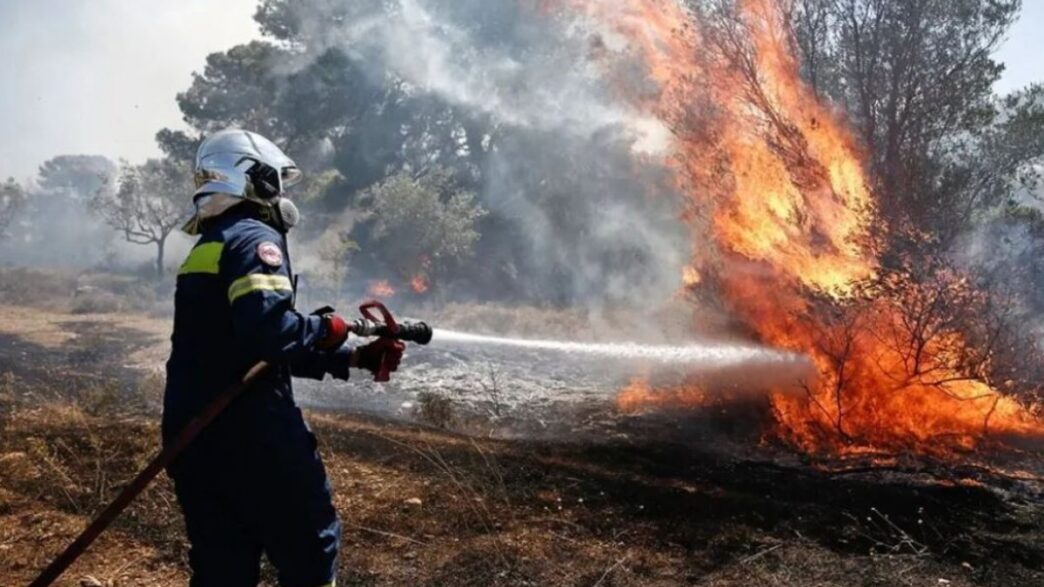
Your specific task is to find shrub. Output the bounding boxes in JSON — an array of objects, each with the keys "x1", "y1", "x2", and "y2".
[
  {"x1": 0, "y1": 267, "x2": 77, "y2": 306},
  {"x1": 415, "y1": 391, "x2": 455, "y2": 429},
  {"x1": 71, "y1": 290, "x2": 125, "y2": 314},
  {"x1": 360, "y1": 168, "x2": 486, "y2": 286}
]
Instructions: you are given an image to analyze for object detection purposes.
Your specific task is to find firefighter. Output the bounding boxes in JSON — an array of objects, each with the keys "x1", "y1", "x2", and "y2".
[{"x1": 163, "y1": 129, "x2": 401, "y2": 587}]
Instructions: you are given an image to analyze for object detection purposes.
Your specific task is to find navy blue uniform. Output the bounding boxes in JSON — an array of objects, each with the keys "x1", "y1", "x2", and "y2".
[{"x1": 163, "y1": 208, "x2": 345, "y2": 587}]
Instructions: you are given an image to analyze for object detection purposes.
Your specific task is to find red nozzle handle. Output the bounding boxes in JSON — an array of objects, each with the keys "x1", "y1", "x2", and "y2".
[
  {"x1": 359, "y1": 300, "x2": 398, "y2": 334},
  {"x1": 374, "y1": 353, "x2": 391, "y2": 383},
  {"x1": 359, "y1": 300, "x2": 399, "y2": 382}
]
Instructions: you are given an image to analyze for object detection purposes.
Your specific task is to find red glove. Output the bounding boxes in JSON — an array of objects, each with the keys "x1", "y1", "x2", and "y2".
[
  {"x1": 317, "y1": 314, "x2": 349, "y2": 350},
  {"x1": 352, "y1": 337, "x2": 406, "y2": 380}
]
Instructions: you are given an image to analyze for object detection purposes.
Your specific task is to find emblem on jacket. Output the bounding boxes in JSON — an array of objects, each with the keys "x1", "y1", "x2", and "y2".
[{"x1": 257, "y1": 242, "x2": 284, "y2": 268}]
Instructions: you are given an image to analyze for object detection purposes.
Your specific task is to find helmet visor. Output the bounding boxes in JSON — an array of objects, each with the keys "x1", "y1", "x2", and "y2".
[
  {"x1": 282, "y1": 166, "x2": 303, "y2": 189},
  {"x1": 195, "y1": 153, "x2": 255, "y2": 188}
]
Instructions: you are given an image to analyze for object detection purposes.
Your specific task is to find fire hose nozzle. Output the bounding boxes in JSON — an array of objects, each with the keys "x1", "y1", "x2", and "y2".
[
  {"x1": 392, "y1": 321, "x2": 434, "y2": 345},
  {"x1": 349, "y1": 319, "x2": 433, "y2": 345},
  {"x1": 354, "y1": 299, "x2": 433, "y2": 344}
]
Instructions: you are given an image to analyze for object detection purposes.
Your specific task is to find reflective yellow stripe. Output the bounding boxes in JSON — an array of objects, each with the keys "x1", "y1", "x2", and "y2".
[
  {"x1": 178, "y1": 242, "x2": 224, "y2": 275},
  {"x1": 227, "y1": 274, "x2": 293, "y2": 303}
]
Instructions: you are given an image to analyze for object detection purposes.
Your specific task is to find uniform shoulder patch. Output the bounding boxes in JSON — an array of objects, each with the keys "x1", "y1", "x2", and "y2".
[{"x1": 257, "y1": 242, "x2": 284, "y2": 268}]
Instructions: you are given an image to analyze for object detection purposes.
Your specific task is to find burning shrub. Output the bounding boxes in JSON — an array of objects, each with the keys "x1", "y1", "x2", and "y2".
[
  {"x1": 771, "y1": 258, "x2": 1044, "y2": 454},
  {"x1": 572, "y1": 0, "x2": 1044, "y2": 456},
  {"x1": 616, "y1": 378, "x2": 710, "y2": 414},
  {"x1": 872, "y1": 261, "x2": 1040, "y2": 401}
]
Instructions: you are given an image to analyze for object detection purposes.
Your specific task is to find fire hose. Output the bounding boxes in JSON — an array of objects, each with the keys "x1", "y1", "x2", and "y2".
[{"x1": 27, "y1": 301, "x2": 432, "y2": 587}]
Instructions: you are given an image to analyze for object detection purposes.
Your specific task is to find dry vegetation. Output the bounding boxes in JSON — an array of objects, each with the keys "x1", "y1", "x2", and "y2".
[{"x1": 0, "y1": 269, "x2": 1041, "y2": 586}]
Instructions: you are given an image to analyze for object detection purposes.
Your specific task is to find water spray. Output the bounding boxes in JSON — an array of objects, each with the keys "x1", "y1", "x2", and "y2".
[{"x1": 432, "y1": 329, "x2": 807, "y2": 370}]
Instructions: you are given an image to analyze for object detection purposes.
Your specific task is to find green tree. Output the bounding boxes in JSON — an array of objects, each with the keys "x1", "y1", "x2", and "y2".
[
  {"x1": 92, "y1": 158, "x2": 191, "y2": 277},
  {"x1": 177, "y1": 41, "x2": 294, "y2": 142},
  {"x1": 37, "y1": 155, "x2": 116, "y2": 195},
  {"x1": 254, "y1": 0, "x2": 383, "y2": 47},
  {"x1": 781, "y1": 0, "x2": 1044, "y2": 403},
  {"x1": 4, "y1": 155, "x2": 118, "y2": 267},
  {"x1": 0, "y1": 178, "x2": 26, "y2": 238},
  {"x1": 360, "y1": 168, "x2": 486, "y2": 286},
  {"x1": 310, "y1": 225, "x2": 358, "y2": 291},
  {"x1": 155, "y1": 128, "x2": 201, "y2": 164},
  {"x1": 785, "y1": 0, "x2": 1043, "y2": 244},
  {"x1": 180, "y1": 3, "x2": 495, "y2": 194}
]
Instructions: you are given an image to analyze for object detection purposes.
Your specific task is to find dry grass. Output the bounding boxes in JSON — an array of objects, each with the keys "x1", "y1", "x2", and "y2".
[
  {"x1": 0, "y1": 385, "x2": 186, "y2": 586},
  {"x1": 0, "y1": 298, "x2": 1040, "y2": 586},
  {"x1": 1, "y1": 397, "x2": 1040, "y2": 586},
  {"x1": 0, "y1": 268, "x2": 78, "y2": 307},
  {"x1": 0, "y1": 267, "x2": 166, "y2": 316}
]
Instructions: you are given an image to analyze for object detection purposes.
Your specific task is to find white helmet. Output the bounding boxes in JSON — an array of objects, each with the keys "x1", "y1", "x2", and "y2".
[{"x1": 183, "y1": 129, "x2": 303, "y2": 234}]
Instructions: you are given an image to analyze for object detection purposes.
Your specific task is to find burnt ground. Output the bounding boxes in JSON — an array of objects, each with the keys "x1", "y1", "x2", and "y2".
[{"x1": 0, "y1": 307, "x2": 1042, "y2": 586}]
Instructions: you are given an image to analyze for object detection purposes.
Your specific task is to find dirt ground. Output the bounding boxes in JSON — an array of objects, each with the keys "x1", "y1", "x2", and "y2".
[{"x1": 0, "y1": 278, "x2": 1042, "y2": 586}]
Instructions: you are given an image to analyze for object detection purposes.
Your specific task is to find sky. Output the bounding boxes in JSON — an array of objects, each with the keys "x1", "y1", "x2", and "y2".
[
  {"x1": 0, "y1": 0, "x2": 1042, "y2": 182},
  {"x1": 995, "y1": 0, "x2": 1044, "y2": 95},
  {"x1": 0, "y1": 0, "x2": 260, "y2": 182}
]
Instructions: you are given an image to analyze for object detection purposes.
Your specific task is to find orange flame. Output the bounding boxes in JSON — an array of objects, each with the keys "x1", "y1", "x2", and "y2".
[
  {"x1": 367, "y1": 280, "x2": 396, "y2": 298},
  {"x1": 616, "y1": 378, "x2": 709, "y2": 414},
  {"x1": 560, "y1": 0, "x2": 1043, "y2": 454},
  {"x1": 682, "y1": 266, "x2": 702, "y2": 288},
  {"x1": 411, "y1": 274, "x2": 431, "y2": 294}
]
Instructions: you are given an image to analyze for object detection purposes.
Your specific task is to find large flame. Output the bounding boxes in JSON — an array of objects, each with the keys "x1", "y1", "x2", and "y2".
[{"x1": 555, "y1": 0, "x2": 1043, "y2": 454}]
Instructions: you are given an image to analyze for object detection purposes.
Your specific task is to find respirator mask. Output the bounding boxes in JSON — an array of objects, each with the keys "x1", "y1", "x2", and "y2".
[{"x1": 246, "y1": 159, "x2": 301, "y2": 233}]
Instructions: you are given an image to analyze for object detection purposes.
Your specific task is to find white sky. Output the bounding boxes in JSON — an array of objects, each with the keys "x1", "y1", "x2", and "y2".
[
  {"x1": 0, "y1": 0, "x2": 260, "y2": 182},
  {"x1": 0, "y1": 0, "x2": 1041, "y2": 182},
  {"x1": 994, "y1": 0, "x2": 1044, "y2": 95}
]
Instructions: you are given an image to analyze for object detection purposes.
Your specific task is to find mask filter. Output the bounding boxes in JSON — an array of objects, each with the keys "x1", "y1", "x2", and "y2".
[{"x1": 275, "y1": 198, "x2": 300, "y2": 231}]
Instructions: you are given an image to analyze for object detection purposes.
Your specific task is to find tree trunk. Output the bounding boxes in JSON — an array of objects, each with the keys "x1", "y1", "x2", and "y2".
[{"x1": 156, "y1": 238, "x2": 166, "y2": 278}]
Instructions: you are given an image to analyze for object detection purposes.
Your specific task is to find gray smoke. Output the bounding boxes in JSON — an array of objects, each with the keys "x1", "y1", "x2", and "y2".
[
  {"x1": 287, "y1": 0, "x2": 669, "y2": 145},
  {"x1": 282, "y1": 0, "x2": 689, "y2": 307},
  {"x1": 953, "y1": 208, "x2": 1044, "y2": 347},
  {"x1": 0, "y1": 155, "x2": 192, "y2": 272}
]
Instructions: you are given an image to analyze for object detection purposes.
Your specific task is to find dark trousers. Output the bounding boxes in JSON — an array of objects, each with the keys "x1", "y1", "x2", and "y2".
[{"x1": 167, "y1": 392, "x2": 340, "y2": 587}]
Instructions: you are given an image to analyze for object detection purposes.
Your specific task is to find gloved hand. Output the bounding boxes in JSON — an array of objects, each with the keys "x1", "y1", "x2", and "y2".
[
  {"x1": 316, "y1": 313, "x2": 349, "y2": 350},
  {"x1": 351, "y1": 337, "x2": 406, "y2": 378}
]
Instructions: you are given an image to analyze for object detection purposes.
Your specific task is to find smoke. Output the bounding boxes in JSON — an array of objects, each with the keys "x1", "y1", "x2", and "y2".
[
  {"x1": 0, "y1": 155, "x2": 119, "y2": 268},
  {"x1": 289, "y1": 0, "x2": 669, "y2": 145},
  {"x1": 0, "y1": 155, "x2": 193, "y2": 272},
  {"x1": 281, "y1": 0, "x2": 689, "y2": 308},
  {"x1": 953, "y1": 211, "x2": 1044, "y2": 347}
]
